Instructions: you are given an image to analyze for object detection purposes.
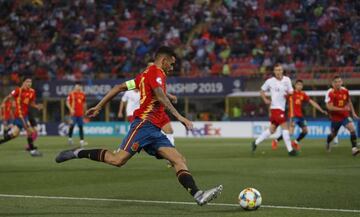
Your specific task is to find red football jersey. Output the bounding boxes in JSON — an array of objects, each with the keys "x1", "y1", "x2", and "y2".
[
  {"x1": 325, "y1": 87, "x2": 350, "y2": 122},
  {"x1": 133, "y1": 65, "x2": 169, "y2": 128},
  {"x1": 288, "y1": 90, "x2": 310, "y2": 118},
  {"x1": 1, "y1": 98, "x2": 13, "y2": 120},
  {"x1": 67, "y1": 91, "x2": 86, "y2": 117},
  {"x1": 11, "y1": 87, "x2": 36, "y2": 118}
]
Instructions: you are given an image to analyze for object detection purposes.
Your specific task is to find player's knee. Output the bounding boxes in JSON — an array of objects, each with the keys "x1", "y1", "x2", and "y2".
[
  {"x1": 113, "y1": 159, "x2": 127, "y2": 167},
  {"x1": 12, "y1": 129, "x2": 20, "y2": 137}
]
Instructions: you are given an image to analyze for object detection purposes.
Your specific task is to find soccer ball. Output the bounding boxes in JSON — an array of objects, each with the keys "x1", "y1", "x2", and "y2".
[{"x1": 238, "y1": 188, "x2": 262, "y2": 210}]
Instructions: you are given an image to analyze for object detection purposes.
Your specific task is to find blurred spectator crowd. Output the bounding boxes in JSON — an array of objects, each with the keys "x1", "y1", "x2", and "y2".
[{"x1": 0, "y1": 0, "x2": 359, "y2": 84}]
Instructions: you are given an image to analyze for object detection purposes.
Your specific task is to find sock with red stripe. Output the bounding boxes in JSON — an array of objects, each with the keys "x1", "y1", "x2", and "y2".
[
  {"x1": 176, "y1": 169, "x2": 199, "y2": 196},
  {"x1": 76, "y1": 149, "x2": 107, "y2": 162}
]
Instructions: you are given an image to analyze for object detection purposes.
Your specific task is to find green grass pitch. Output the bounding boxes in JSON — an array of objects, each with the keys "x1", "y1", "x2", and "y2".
[{"x1": 0, "y1": 136, "x2": 359, "y2": 217}]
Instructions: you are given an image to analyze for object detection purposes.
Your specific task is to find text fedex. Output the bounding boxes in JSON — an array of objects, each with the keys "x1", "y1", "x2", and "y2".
[{"x1": 186, "y1": 124, "x2": 221, "y2": 137}]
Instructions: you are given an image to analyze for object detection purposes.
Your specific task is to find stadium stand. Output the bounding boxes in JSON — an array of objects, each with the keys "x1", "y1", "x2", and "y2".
[{"x1": 0, "y1": 0, "x2": 359, "y2": 85}]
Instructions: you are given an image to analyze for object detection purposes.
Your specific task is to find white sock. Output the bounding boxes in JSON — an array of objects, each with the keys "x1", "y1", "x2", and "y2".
[
  {"x1": 333, "y1": 136, "x2": 339, "y2": 144},
  {"x1": 282, "y1": 130, "x2": 293, "y2": 152},
  {"x1": 162, "y1": 132, "x2": 175, "y2": 146},
  {"x1": 255, "y1": 129, "x2": 271, "y2": 145}
]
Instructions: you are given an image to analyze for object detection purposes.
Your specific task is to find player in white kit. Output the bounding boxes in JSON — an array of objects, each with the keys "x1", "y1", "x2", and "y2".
[
  {"x1": 118, "y1": 90, "x2": 140, "y2": 122},
  {"x1": 252, "y1": 64, "x2": 298, "y2": 156}
]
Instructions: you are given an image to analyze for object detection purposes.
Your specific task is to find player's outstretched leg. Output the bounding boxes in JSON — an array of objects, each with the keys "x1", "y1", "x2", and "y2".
[
  {"x1": 0, "y1": 133, "x2": 13, "y2": 144},
  {"x1": 157, "y1": 147, "x2": 222, "y2": 206},
  {"x1": 0, "y1": 126, "x2": 19, "y2": 145},
  {"x1": 56, "y1": 148, "x2": 132, "y2": 166},
  {"x1": 252, "y1": 129, "x2": 271, "y2": 152}
]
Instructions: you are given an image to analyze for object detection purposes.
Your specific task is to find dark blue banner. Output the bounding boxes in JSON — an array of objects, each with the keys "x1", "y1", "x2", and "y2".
[{"x1": 36, "y1": 77, "x2": 244, "y2": 99}]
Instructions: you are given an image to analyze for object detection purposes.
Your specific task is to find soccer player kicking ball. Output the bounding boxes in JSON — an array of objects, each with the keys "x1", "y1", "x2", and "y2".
[
  {"x1": 66, "y1": 82, "x2": 87, "y2": 146},
  {"x1": 272, "y1": 79, "x2": 328, "y2": 150},
  {"x1": 0, "y1": 78, "x2": 43, "y2": 156},
  {"x1": 56, "y1": 47, "x2": 222, "y2": 205},
  {"x1": 325, "y1": 76, "x2": 359, "y2": 156},
  {"x1": 118, "y1": 66, "x2": 178, "y2": 147},
  {"x1": 118, "y1": 84, "x2": 177, "y2": 168},
  {"x1": 252, "y1": 64, "x2": 297, "y2": 156}
]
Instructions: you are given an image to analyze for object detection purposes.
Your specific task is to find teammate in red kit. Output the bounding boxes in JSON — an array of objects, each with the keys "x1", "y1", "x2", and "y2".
[
  {"x1": 0, "y1": 97, "x2": 14, "y2": 137},
  {"x1": 0, "y1": 78, "x2": 43, "y2": 156},
  {"x1": 272, "y1": 80, "x2": 327, "y2": 150},
  {"x1": 56, "y1": 46, "x2": 222, "y2": 205},
  {"x1": 66, "y1": 82, "x2": 87, "y2": 146},
  {"x1": 325, "y1": 76, "x2": 359, "y2": 156}
]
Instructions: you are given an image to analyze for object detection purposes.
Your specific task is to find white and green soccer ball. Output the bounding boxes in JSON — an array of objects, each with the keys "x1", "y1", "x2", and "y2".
[{"x1": 238, "y1": 188, "x2": 262, "y2": 210}]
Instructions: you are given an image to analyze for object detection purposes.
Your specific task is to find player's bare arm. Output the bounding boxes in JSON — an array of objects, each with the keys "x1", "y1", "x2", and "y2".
[
  {"x1": 309, "y1": 99, "x2": 327, "y2": 115},
  {"x1": 87, "y1": 82, "x2": 128, "y2": 117},
  {"x1": 167, "y1": 93, "x2": 177, "y2": 104},
  {"x1": 326, "y1": 102, "x2": 350, "y2": 112},
  {"x1": 260, "y1": 90, "x2": 271, "y2": 105},
  {"x1": 118, "y1": 100, "x2": 126, "y2": 118},
  {"x1": 83, "y1": 102, "x2": 87, "y2": 114},
  {"x1": 153, "y1": 87, "x2": 193, "y2": 130},
  {"x1": 65, "y1": 99, "x2": 74, "y2": 114},
  {"x1": 348, "y1": 98, "x2": 359, "y2": 119},
  {"x1": 30, "y1": 101, "x2": 43, "y2": 110}
]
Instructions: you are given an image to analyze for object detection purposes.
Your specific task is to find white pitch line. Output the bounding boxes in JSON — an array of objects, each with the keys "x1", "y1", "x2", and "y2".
[{"x1": 0, "y1": 194, "x2": 359, "y2": 213}]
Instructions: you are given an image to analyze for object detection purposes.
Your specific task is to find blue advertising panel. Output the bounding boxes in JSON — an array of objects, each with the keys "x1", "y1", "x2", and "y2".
[
  {"x1": 252, "y1": 121, "x2": 359, "y2": 139},
  {"x1": 292, "y1": 121, "x2": 359, "y2": 139},
  {"x1": 0, "y1": 122, "x2": 131, "y2": 136},
  {"x1": 60, "y1": 122, "x2": 130, "y2": 137}
]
